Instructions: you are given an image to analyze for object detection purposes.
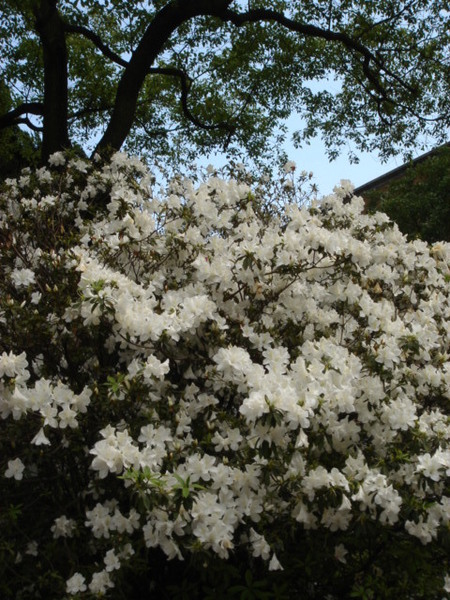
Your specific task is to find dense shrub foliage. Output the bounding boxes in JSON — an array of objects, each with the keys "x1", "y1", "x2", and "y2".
[
  {"x1": 365, "y1": 145, "x2": 450, "y2": 244},
  {"x1": 0, "y1": 154, "x2": 449, "y2": 599}
]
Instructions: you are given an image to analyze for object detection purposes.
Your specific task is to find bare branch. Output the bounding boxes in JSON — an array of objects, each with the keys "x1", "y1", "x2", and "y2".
[
  {"x1": 0, "y1": 103, "x2": 44, "y2": 130},
  {"x1": 65, "y1": 23, "x2": 128, "y2": 68},
  {"x1": 15, "y1": 117, "x2": 44, "y2": 132}
]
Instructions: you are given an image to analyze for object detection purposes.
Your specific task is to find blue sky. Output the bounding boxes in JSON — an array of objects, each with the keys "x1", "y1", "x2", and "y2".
[
  {"x1": 202, "y1": 132, "x2": 423, "y2": 199},
  {"x1": 277, "y1": 106, "x2": 430, "y2": 196},
  {"x1": 282, "y1": 136, "x2": 405, "y2": 197},
  {"x1": 201, "y1": 91, "x2": 432, "y2": 198}
]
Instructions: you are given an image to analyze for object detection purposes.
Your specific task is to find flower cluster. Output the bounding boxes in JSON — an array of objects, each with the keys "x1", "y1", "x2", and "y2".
[{"x1": 0, "y1": 152, "x2": 449, "y2": 599}]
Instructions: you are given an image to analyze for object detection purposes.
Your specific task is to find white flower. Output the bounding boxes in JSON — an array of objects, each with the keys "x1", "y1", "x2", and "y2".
[
  {"x1": 90, "y1": 427, "x2": 140, "y2": 478},
  {"x1": 41, "y1": 194, "x2": 56, "y2": 207},
  {"x1": 269, "y1": 553, "x2": 283, "y2": 570},
  {"x1": 85, "y1": 503, "x2": 114, "y2": 539},
  {"x1": 2, "y1": 152, "x2": 450, "y2": 593},
  {"x1": 25, "y1": 541, "x2": 38, "y2": 556},
  {"x1": 119, "y1": 543, "x2": 135, "y2": 560},
  {"x1": 31, "y1": 427, "x2": 51, "y2": 446},
  {"x1": 38, "y1": 403, "x2": 57, "y2": 428},
  {"x1": 11, "y1": 268, "x2": 35, "y2": 288},
  {"x1": 417, "y1": 452, "x2": 445, "y2": 482},
  {"x1": 443, "y1": 574, "x2": 450, "y2": 593},
  {"x1": 104, "y1": 548, "x2": 121, "y2": 572},
  {"x1": 0, "y1": 351, "x2": 29, "y2": 378},
  {"x1": 321, "y1": 507, "x2": 352, "y2": 531},
  {"x1": 334, "y1": 544, "x2": 348, "y2": 564},
  {"x1": 89, "y1": 570, "x2": 114, "y2": 594},
  {"x1": 249, "y1": 528, "x2": 270, "y2": 559},
  {"x1": 382, "y1": 396, "x2": 417, "y2": 431},
  {"x1": 58, "y1": 405, "x2": 78, "y2": 429},
  {"x1": 405, "y1": 517, "x2": 437, "y2": 545},
  {"x1": 211, "y1": 427, "x2": 243, "y2": 451},
  {"x1": 293, "y1": 501, "x2": 317, "y2": 528},
  {"x1": 66, "y1": 573, "x2": 87, "y2": 594},
  {"x1": 334, "y1": 179, "x2": 354, "y2": 196},
  {"x1": 142, "y1": 355, "x2": 170, "y2": 380},
  {"x1": 214, "y1": 346, "x2": 253, "y2": 376},
  {"x1": 51, "y1": 515, "x2": 76, "y2": 538},
  {"x1": 283, "y1": 160, "x2": 296, "y2": 173},
  {"x1": 5, "y1": 458, "x2": 25, "y2": 480},
  {"x1": 239, "y1": 390, "x2": 267, "y2": 422},
  {"x1": 48, "y1": 151, "x2": 66, "y2": 166}
]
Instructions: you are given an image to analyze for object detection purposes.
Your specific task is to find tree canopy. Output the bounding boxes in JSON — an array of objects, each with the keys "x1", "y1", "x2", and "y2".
[{"x1": 0, "y1": 0, "x2": 449, "y2": 167}]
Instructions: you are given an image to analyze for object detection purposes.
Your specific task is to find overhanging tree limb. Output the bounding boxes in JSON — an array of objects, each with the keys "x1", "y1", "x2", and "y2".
[
  {"x1": 96, "y1": 0, "x2": 235, "y2": 153},
  {"x1": 64, "y1": 21, "x2": 234, "y2": 134},
  {"x1": 221, "y1": 7, "x2": 417, "y2": 99},
  {"x1": 95, "y1": 1, "x2": 417, "y2": 156},
  {"x1": 15, "y1": 117, "x2": 43, "y2": 133},
  {"x1": 64, "y1": 23, "x2": 128, "y2": 68},
  {"x1": 0, "y1": 103, "x2": 44, "y2": 130},
  {"x1": 148, "y1": 67, "x2": 234, "y2": 133},
  {"x1": 1, "y1": 0, "x2": 444, "y2": 168}
]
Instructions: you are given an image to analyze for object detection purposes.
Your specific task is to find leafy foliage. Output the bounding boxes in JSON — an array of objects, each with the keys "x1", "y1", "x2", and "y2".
[
  {"x1": 0, "y1": 1, "x2": 448, "y2": 166},
  {"x1": 365, "y1": 145, "x2": 450, "y2": 243}
]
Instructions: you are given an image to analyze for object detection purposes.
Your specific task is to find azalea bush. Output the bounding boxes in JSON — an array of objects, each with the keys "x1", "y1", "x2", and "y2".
[{"x1": 0, "y1": 153, "x2": 449, "y2": 600}]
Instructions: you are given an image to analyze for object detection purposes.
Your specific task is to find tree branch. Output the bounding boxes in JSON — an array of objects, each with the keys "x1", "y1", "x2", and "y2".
[
  {"x1": 0, "y1": 103, "x2": 44, "y2": 130},
  {"x1": 64, "y1": 24, "x2": 234, "y2": 132},
  {"x1": 68, "y1": 103, "x2": 112, "y2": 123},
  {"x1": 354, "y1": 0, "x2": 418, "y2": 37},
  {"x1": 15, "y1": 117, "x2": 44, "y2": 133},
  {"x1": 96, "y1": 0, "x2": 234, "y2": 153},
  {"x1": 64, "y1": 23, "x2": 128, "y2": 68},
  {"x1": 148, "y1": 67, "x2": 234, "y2": 133},
  {"x1": 135, "y1": 116, "x2": 183, "y2": 139},
  {"x1": 221, "y1": 7, "x2": 416, "y2": 99},
  {"x1": 95, "y1": 0, "x2": 421, "y2": 156}
]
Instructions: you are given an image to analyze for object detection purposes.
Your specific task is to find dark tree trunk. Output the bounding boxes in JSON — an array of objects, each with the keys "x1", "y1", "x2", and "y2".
[
  {"x1": 34, "y1": 0, "x2": 70, "y2": 162},
  {"x1": 95, "y1": 0, "x2": 233, "y2": 154}
]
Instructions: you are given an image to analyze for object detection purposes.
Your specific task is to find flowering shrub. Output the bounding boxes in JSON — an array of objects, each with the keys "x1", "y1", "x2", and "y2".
[{"x1": 0, "y1": 153, "x2": 449, "y2": 599}]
